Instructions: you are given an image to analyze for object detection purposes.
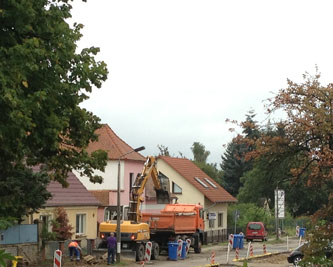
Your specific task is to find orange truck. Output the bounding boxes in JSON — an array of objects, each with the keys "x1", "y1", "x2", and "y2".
[{"x1": 142, "y1": 203, "x2": 204, "y2": 253}]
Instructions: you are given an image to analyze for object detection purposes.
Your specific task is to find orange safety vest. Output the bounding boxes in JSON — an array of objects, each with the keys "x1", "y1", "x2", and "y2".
[{"x1": 68, "y1": 241, "x2": 79, "y2": 248}]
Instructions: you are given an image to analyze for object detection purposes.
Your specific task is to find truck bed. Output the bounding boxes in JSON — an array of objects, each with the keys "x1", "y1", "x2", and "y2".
[{"x1": 142, "y1": 211, "x2": 198, "y2": 234}]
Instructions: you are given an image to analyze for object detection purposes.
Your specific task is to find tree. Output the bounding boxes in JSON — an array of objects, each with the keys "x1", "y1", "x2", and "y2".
[
  {"x1": 221, "y1": 111, "x2": 260, "y2": 196},
  {"x1": 0, "y1": 167, "x2": 51, "y2": 221},
  {"x1": 220, "y1": 142, "x2": 248, "y2": 196},
  {"x1": 52, "y1": 207, "x2": 73, "y2": 241},
  {"x1": 191, "y1": 142, "x2": 210, "y2": 163},
  {"x1": 0, "y1": 1, "x2": 108, "y2": 220},
  {"x1": 157, "y1": 144, "x2": 170, "y2": 156},
  {"x1": 238, "y1": 71, "x2": 333, "y2": 217}
]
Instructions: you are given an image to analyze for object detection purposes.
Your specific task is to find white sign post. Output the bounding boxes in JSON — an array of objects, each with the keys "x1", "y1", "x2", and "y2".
[{"x1": 275, "y1": 189, "x2": 285, "y2": 219}]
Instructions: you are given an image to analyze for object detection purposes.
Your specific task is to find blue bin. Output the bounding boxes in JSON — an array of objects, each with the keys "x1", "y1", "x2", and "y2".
[
  {"x1": 181, "y1": 241, "x2": 187, "y2": 259},
  {"x1": 233, "y1": 234, "x2": 244, "y2": 249},
  {"x1": 168, "y1": 242, "x2": 178, "y2": 261},
  {"x1": 299, "y1": 228, "x2": 306, "y2": 238}
]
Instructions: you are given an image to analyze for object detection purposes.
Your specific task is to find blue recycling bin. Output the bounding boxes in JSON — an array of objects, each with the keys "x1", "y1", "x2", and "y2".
[
  {"x1": 299, "y1": 228, "x2": 306, "y2": 238},
  {"x1": 233, "y1": 234, "x2": 244, "y2": 249},
  {"x1": 181, "y1": 241, "x2": 187, "y2": 259},
  {"x1": 168, "y1": 242, "x2": 179, "y2": 261}
]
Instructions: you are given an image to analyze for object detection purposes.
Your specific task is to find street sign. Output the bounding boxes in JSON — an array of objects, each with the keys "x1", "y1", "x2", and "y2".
[
  {"x1": 234, "y1": 210, "x2": 240, "y2": 219},
  {"x1": 275, "y1": 189, "x2": 285, "y2": 219},
  {"x1": 208, "y1": 213, "x2": 216, "y2": 220}
]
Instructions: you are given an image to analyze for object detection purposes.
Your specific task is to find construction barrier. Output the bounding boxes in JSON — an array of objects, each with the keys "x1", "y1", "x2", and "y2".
[
  {"x1": 226, "y1": 241, "x2": 231, "y2": 264},
  {"x1": 185, "y1": 238, "x2": 191, "y2": 257},
  {"x1": 229, "y1": 234, "x2": 234, "y2": 248},
  {"x1": 250, "y1": 243, "x2": 254, "y2": 257},
  {"x1": 144, "y1": 241, "x2": 152, "y2": 262},
  {"x1": 263, "y1": 243, "x2": 267, "y2": 254},
  {"x1": 53, "y1": 249, "x2": 62, "y2": 267},
  {"x1": 210, "y1": 251, "x2": 215, "y2": 264},
  {"x1": 235, "y1": 247, "x2": 239, "y2": 260},
  {"x1": 177, "y1": 239, "x2": 183, "y2": 258}
]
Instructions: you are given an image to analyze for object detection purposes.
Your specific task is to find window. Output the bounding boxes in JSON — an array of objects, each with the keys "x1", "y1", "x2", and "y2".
[
  {"x1": 209, "y1": 219, "x2": 215, "y2": 228},
  {"x1": 129, "y1": 172, "x2": 134, "y2": 192},
  {"x1": 172, "y1": 182, "x2": 182, "y2": 194},
  {"x1": 204, "y1": 178, "x2": 217, "y2": 188},
  {"x1": 249, "y1": 223, "x2": 262, "y2": 230},
  {"x1": 218, "y1": 213, "x2": 223, "y2": 227},
  {"x1": 194, "y1": 177, "x2": 208, "y2": 188},
  {"x1": 76, "y1": 214, "x2": 86, "y2": 234}
]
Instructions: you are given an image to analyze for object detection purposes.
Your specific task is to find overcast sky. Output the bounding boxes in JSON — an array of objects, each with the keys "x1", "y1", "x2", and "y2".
[{"x1": 70, "y1": 0, "x2": 333, "y2": 165}]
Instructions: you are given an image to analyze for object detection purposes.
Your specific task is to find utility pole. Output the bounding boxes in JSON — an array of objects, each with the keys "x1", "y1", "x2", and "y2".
[{"x1": 275, "y1": 186, "x2": 279, "y2": 240}]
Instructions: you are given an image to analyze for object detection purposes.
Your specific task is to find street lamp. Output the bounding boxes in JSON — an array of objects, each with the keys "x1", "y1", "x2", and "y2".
[{"x1": 116, "y1": 146, "x2": 145, "y2": 263}]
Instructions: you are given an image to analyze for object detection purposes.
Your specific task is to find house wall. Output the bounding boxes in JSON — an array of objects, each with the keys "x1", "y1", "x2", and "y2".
[
  {"x1": 74, "y1": 159, "x2": 144, "y2": 208},
  {"x1": 204, "y1": 198, "x2": 228, "y2": 232},
  {"x1": 73, "y1": 161, "x2": 119, "y2": 191},
  {"x1": 108, "y1": 159, "x2": 144, "y2": 206},
  {"x1": 156, "y1": 159, "x2": 205, "y2": 205},
  {"x1": 31, "y1": 206, "x2": 99, "y2": 239}
]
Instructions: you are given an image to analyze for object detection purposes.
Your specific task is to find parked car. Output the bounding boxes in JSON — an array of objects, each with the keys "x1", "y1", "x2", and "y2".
[
  {"x1": 245, "y1": 222, "x2": 267, "y2": 242},
  {"x1": 287, "y1": 241, "x2": 333, "y2": 266}
]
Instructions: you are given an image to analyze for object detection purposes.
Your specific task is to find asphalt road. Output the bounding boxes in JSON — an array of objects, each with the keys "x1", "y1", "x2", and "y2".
[{"x1": 124, "y1": 236, "x2": 301, "y2": 267}]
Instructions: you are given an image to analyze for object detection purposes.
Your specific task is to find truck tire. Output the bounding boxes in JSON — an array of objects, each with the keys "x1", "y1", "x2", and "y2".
[
  {"x1": 151, "y1": 242, "x2": 160, "y2": 260},
  {"x1": 136, "y1": 243, "x2": 145, "y2": 261},
  {"x1": 194, "y1": 234, "x2": 202, "y2": 253}
]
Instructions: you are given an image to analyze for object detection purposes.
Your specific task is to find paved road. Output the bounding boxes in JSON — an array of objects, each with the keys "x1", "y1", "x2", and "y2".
[{"x1": 126, "y1": 236, "x2": 301, "y2": 267}]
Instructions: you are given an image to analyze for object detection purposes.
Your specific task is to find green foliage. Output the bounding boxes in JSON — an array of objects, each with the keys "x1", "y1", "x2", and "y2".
[
  {"x1": 51, "y1": 207, "x2": 73, "y2": 241},
  {"x1": 191, "y1": 142, "x2": 210, "y2": 163},
  {"x1": 41, "y1": 223, "x2": 56, "y2": 241},
  {"x1": 228, "y1": 203, "x2": 271, "y2": 231},
  {"x1": 0, "y1": 249, "x2": 15, "y2": 267},
  {"x1": 0, "y1": 0, "x2": 108, "y2": 220},
  {"x1": 0, "y1": 217, "x2": 15, "y2": 230},
  {"x1": 221, "y1": 111, "x2": 259, "y2": 197},
  {"x1": 0, "y1": 167, "x2": 51, "y2": 221},
  {"x1": 220, "y1": 142, "x2": 248, "y2": 196},
  {"x1": 193, "y1": 161, "x2": 222, "y2": 184},
  {"x1": 157, "y1": 144, "x2": 170, "y2": 156}
]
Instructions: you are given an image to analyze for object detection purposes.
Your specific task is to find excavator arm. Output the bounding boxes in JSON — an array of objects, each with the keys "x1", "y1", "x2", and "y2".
[{"x1": 128, "y1": 156, "x2": 170, "y2": 223}]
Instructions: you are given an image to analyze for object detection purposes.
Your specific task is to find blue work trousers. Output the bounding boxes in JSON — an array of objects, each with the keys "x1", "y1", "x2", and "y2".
[
  {"x1": 69, "y1": 247, "x2": 80, "y2": 260},
  {"x1": 107, "y1": 247, "x2": 116, "y2": 264}
]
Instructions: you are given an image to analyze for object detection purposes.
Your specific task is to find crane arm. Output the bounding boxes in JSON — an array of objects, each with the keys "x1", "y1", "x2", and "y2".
[{"x1": 128, "y1": 156, "x2": 169, "y2": 223}]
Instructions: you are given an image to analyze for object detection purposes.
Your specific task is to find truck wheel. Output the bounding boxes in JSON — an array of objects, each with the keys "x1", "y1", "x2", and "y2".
[
  {"x1": 151, "y1": 242, "x2": 160, "y2": 260},
  {"x1": 136, "y1": 243, "x2": 145, "y2": 261},
  {"x1": 194, "y1": 234, "x2": 202, "y2": 253}
]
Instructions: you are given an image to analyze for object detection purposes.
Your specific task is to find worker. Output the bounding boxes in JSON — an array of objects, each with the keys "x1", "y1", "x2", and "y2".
[
  {"x1": 68, "y1": 240, "x2": 81, "y2": 262},
  {"x1": 107, "y1": 232, "x2": 117, "y2": 265}
]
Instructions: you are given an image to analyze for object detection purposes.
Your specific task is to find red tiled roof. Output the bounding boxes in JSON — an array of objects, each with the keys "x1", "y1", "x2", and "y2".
[
  {"x1": 159, "y1": 156, "x2": 237, "y2": 203},
  {"x1": 86, "y1": 124, "x2": 146, "y2": 161},
  {"x1": 90, "y1": 190, "x2": 109, "y2": 206},
  {"x1": 45, "y1": 172, "x2": 101, "y2": 207}
]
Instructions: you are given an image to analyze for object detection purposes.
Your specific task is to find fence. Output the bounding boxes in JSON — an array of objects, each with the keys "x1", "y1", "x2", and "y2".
[
  {"x1": 0, "y1": 225, "x2": 39, "y2": 264},
  {"x1": 0, "y1": 224, "x2": 37, "y2": 245},
  {"x1": 204, "y1": 229, "x2": 228, "y2": 244}
]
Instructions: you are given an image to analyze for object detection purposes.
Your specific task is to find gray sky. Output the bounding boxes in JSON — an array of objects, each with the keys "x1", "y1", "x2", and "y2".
[{"x1": 70, "y1": 0, "x2": 333, "y2": 165}]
